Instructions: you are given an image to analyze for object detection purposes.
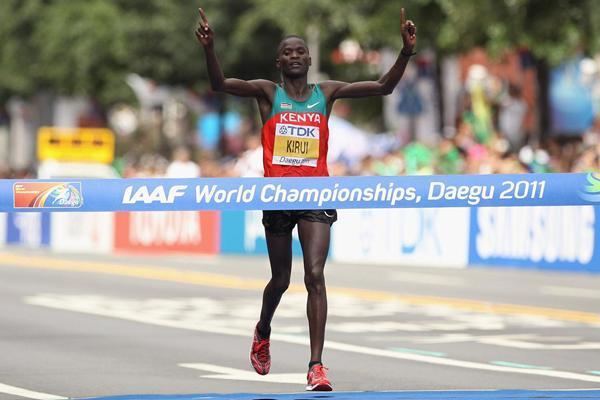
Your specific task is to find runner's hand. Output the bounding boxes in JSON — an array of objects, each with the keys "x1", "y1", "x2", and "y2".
[
  {"x1": 401, "y1": 8, "x2": 417, "y2": 52},
  {"x1": 195, "y1": 8, "x2": 214, "y2": 48}
]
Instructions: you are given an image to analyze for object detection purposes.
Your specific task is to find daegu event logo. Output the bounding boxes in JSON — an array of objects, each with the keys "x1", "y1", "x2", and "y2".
[
  {"x1": 579, "y1": 173, "x2": 600, "y2": 202},
  {"x1": 13, "y1": 182, "x2": 83, "y2": 209}
]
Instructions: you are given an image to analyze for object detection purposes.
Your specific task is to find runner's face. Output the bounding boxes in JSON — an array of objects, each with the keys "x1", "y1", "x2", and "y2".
[{"x1": 277, "y1": 38, "x2": 311, "y2": 78}]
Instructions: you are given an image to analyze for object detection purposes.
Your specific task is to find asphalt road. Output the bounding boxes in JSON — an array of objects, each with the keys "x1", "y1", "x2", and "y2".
[{"x1": 0, "y1": 248, "x2": 599, "y2": 400}]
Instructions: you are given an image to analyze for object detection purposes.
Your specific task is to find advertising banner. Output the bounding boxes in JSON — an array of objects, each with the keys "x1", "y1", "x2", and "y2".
[
  {"x1": 0, "y1": 213, "x2": 6, "y2": 247},
  {"x1": 50, "y1": 212, "x2": 114, "y2": 254},
  {"x1": 220, "y1": 210, "x2": 303, "y2": 256},
  {"x1": 331, "y1": 208, "x2": 469, "y2": 267},
  {"x1": 3, "y1": 173, "x2": 600, "y2": 213},
  {"x1": 6, "y1": 212, "x2": 50, "y2": 248},
  {"x1": 114, "y1": 211, "x2": 219, "y2": 255},
  {"x1": 469, "y1": 206, "x2": 600, "y2": 272}
]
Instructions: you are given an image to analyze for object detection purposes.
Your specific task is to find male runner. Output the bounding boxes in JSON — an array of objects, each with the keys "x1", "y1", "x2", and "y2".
[{"x1": 196, "y1": 6, "x2": 416, "y2": 391}]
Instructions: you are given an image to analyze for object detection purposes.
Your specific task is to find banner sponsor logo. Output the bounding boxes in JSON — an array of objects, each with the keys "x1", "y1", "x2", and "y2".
[
  {"x1": 122, "y1": 185, "x2": 187, "y2": 204},
  {"x1": 579, "y1": 173, "x2": 600, "y2": 202},
  {"x1": 115, "y1": 211, "x2": 219, "y2": 254},
  {"x1": 331, "y1": 208, "x2": 469, "y2": 267},
  {"x1": 14, "y1": 182, "x2": 83, "y2": 209},
  {"x1": 470, "y1": 206, "x2": 598, "y2": 270}
]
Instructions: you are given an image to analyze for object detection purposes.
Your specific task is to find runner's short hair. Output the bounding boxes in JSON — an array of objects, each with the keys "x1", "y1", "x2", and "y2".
[{"x1": 277, "y1": 35, "x2": 308, "y2": 56}]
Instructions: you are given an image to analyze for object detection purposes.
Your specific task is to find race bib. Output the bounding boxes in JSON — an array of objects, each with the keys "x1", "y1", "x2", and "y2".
[{"x1": 273, "y1": 123, "x2": 319, "y2": 167}]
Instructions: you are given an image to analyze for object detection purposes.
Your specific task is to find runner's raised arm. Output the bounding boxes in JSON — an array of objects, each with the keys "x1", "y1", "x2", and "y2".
[
  {"x1": 321, "y1": 7, "x2": 417, "y2": 101},
  {"x1": 195, "y1": 8, "x2": 274, "y2": 99}
]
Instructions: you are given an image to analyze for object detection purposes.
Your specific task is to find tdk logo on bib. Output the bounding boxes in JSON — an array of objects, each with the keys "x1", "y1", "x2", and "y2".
[{"x1": 277, "y1": 124, "x2": 319, "y2": 138}]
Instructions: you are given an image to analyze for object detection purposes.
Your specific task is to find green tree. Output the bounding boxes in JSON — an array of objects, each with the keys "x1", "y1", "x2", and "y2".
[
  {"x1": 1, "y1": 0, "x2": 599, "y2": 107},
  {"x1": 430, "y1": 0, "x2": 600, "y2": 64},
  {"x1": 0, "y1": 0, "x2": 213, "y2": 104},
  {"x1": 33, "y1": 0, "x2": 130, "y2": 104},
  {"x1": 0, "y1": 0, "x2": 46, "y2": 100}
]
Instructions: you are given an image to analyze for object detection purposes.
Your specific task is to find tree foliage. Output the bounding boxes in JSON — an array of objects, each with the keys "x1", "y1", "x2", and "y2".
[
  {"x1": 0, "y1": 0, "x2": 598, "y2": 105},
  {"x1": 0, "y1": 0, "x2": 46, "y2": 97}
]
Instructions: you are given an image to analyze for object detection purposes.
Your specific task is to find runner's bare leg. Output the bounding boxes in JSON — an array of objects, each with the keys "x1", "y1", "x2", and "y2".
[
  {"x1": 258, "y1": 231, "x2": 293, "y2": 337},
  {"x1": 298, "y1": 219, "x2": 330, "y2": 363}
]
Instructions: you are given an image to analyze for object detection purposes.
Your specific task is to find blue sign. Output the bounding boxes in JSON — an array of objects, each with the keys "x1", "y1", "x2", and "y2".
[
  {"x1": 220, "y1": 211, "x2": 302, "y2": 256},
  {"x1": 469, "y1": 206, "x2": 600, "y2": 273},
  {"x1": 1, "y1": 173, "x2": 598, "y2": 213},
  {"x1": 6, "y1": 212, "x2": 50, "y2": 247},
  {"x1": 549, "y1": 58, "x2": 595, "y2": 135}
]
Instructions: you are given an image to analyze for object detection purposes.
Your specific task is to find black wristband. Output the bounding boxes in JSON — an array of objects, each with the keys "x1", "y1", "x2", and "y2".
[{"x1": 401, "y1": 49, "x2": 417, "y2": 57}]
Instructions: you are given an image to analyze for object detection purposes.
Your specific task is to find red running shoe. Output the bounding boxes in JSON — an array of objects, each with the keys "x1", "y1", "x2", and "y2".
[
  {"x1": 250, "y1": 325, "x2": 270, "y2": 375},
  {"x1": 306, "y1": 364, "x2": 332, "y2": 391}
]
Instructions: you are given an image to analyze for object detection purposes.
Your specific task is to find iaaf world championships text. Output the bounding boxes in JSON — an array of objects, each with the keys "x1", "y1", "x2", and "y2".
[{"x1": 122, "y1": 180, "x2": 548, "y2": 207}]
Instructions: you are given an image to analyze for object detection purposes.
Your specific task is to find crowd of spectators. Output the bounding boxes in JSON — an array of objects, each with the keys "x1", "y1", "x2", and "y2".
[
  {"x1": 1, "y1": 112, "x2": 598, "y2": 180},
  {"x1": 111, "y1": 130, "x2": 600, "y2": 180},
  {"x1": 111, "y1": 59, "x2": 600, "y2": 179},
  {"x1": 112, "y1": 104, "x2": 600, "y2": 180},
  {"x1": 1, "y1": 60, "x2": 599, "y2": 180}
]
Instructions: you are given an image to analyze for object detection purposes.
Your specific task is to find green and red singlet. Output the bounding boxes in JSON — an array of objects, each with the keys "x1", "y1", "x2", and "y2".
[{"x1": 262, "y1": 84, "x2": 330, "y2": 177}]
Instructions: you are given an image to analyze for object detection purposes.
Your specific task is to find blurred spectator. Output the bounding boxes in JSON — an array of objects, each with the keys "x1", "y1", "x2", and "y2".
[
  {"x1": 436, "y1": 138, "x2": 463, "y2": 174},
  {"x1": 499, "y1": 83, "x2": 528, "y2": 151},
  {"x1": 403, "y1": 141, "x2": 434, "y2": 175},
  {"x1": 462, "y1": 64, "x2": 496, "y2": 145},
  {"x1": 196, "y1": 101, "x2": 244, "y2": 157},
  {"x1": 358, "y1": 155, "x2": 376, "y2": 176},
  {"x1": 166, "y1": 146, "x2": 201, "y2": 178},
  {"x1": 197, "y1": 106, "x2": 221, "y2": 153},
  {"x1": 233, "y1": 134, "x2": 263, "y2": 177},
  {"x1": 396, "y1": 63, "x2": 423, "y2": 142},
  {"x1": 329, "y1": 161, "x2": 351, "y2": 177},
  {"x1": 519, "y1": 146, "x2": 552, "y2": 173},
  {"x1": 583, "y1": 116, "x2": 600, "y2": 147},
  {"x1": 573, "y1": 144, "x2": 600, "y2": 172},
  {"x1": 0, "y1": 162, "x2": 10, "y2": 179},
  {"x1": 372, "y1": 151, "x2": 404, "y2": 176},
  {"x1": 121, "y1": 153, "x2": 169, "y2": 178},
  {"x1": 328, "y1": 101, "x2": 370, "y2": 170},
  {"x1": 198, "y1": 152, "x2": 225, "y2": 177}
]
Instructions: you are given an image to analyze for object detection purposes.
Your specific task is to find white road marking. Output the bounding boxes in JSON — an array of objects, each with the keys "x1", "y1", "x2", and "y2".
[
  {"x1": 25, "y1": 294, "x2": 600, "y2": 384},
  {"x1": 391, "y1": 272, "x2": 465, "y2": 286},
  {"x1": 480, "y1": 335, "x2": 600, "y2": 350},
  {"x1": 0, "y1": 383, "x2": 66, "y2": 400},
  {"x1": 541, "y1": 286, "x2": 600, "y2": 299},
  {"x1": 410, "y1": 333, "x2": 600, "y2": 350},
  {"x1": 179, "y1": 363, "x2": 305, "y2": 384}
]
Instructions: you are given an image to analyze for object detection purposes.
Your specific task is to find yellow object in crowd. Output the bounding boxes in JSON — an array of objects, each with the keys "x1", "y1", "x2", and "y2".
[{"x1": 37, "y1": 127, "x2": 115, "y2": 164}]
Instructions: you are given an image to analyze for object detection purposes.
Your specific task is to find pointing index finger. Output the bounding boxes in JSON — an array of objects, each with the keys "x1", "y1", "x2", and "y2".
[
  {"x1": 401, "y1": 7, "x2": 406, "y2": 26},
  {"x1": 199, "y1": 8, "x2": 208, "y2": 24}
]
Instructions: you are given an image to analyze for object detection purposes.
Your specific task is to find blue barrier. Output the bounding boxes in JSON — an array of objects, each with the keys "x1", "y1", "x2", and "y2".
[
  {"x1": 220, "y1": 210, "x2": 303, "y2": 255},
  {"x1": 2, "y1": 173, "x2": 600, "y2": 212},
  {"x1": 79, "y1": 390, "x2": 600, "y2": 400},
  {"x1": 469, "y1": 206, "x2": 600, "y2": 273}
]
